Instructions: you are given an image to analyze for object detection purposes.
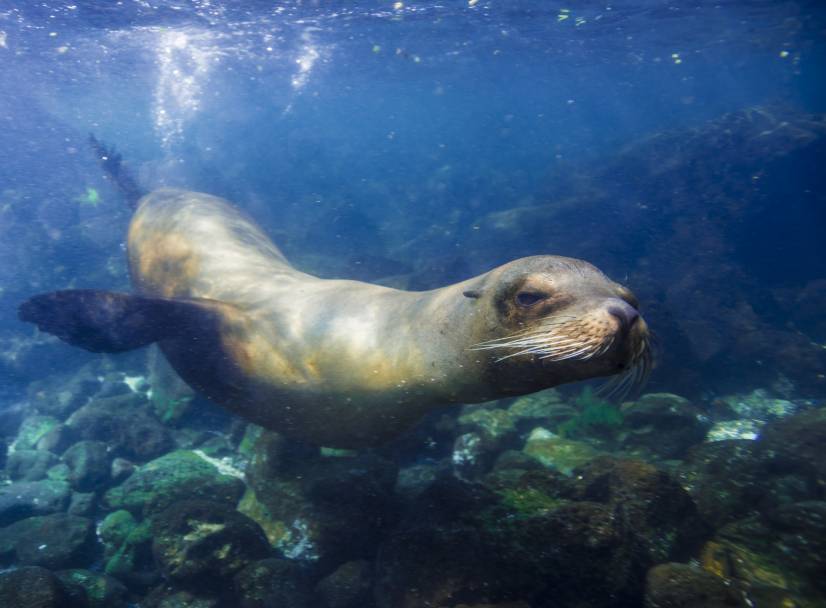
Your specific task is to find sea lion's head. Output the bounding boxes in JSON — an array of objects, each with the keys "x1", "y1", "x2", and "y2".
[{"x1": 467, "y1": 255, "x2": 651, "y2": 397}]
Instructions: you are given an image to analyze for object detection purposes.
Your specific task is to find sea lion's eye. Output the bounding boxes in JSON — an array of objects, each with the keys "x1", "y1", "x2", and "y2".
[{"x1": 515, "y1": 291, "x2": 547, "y2": 307}]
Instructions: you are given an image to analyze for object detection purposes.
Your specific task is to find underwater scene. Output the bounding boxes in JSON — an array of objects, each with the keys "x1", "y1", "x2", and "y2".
[{"x1": 1, "y1": 1, "x2": 826, "y2": 607}]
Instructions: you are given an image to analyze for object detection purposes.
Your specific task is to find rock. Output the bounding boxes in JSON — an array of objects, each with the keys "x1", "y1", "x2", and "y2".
[
  {"x1": 570, "y1": 457, "x2": 706, "y2": 564},
  {"x1": 644, "y1": 562, "x2": 747, "y2": 607},
  {"x1": 394, "y1": 462, "x2": 444, "y2": 502},
  {"x1": 522, "y1": 427, "x2": 600, "y2": 475},
  {"x1": 0, "y1": 513, "x2": 96, "y2": 569},
  {"x1": 680, "y1": 439, "x2": 818, "y2": 528},
  {"x1": 46, "y1": 462, "x2": 71, "y2": 483},
  {"x1": 152, "y1": 500, "x2": 270, "y2": 588},
  {"x1": 377, "y1": 460, "x2": 704, "y2": 608},
  {"x1": 701, "y1": 501, "x2": 826, "y2": 604},
  {"x1": 620, "y1": 393, "x2": 712, "y2": 459},
  {"x1": 143, "y1": 586, "x2": 220, "y2": 608},
  {"x1": 66, "y1": 392, "x2": 173, "y2": 461},
  {"x1": 0, "y1": 479, "x2": 72, "y2": 525},
  {"x1": 719, "y1": 389, "x2": 799, "y2": 423},
  {"x1": 241, "y1": 448, "x2": 396, "y2": 567},
  {"x1": 376, "y1": 495, "x2": 613, "y2": 607},
  {"x1": 62, "y1": 440, "x2": 111, "y2": 491},
  {"x1": 457, "y1": 405, "x2": 519, "y2": 447},
  {"x1": 757, "y1": 407, "x2": 826, "y2": 477},
  {"x1": 98, "y1": 509, "x2": 154, "y2": 580},
  {"x1": 36, "y1": 423, "x2": 76, "y2": 453},
  {"x1": 11, "y1": 414, "x2": 60, "y2": 451},
  {"x1": 507, "y1": 388, "x2": 572, "y2": 429},
  {"x1": 68, "y1": 492, "x2": 96, "y2": 517},
  {"x1": 315, "y1": 560, "x2": 373, "y2": 608},
  {"x1": 5, "y1": 449, "x2": 59, "y2": 481},
  {"x1": 104, "y1": 450, "x2": 245, "y2": 517},
  {"x1": 233, "y1": 558, "x2": 313, "y2": 608},
  {"x1": 56, "y1": 569, "x2": 129, "y2": 608},
  {"x1": 451, "y1": 432, "x2": 491, "y2": 478},
  {"x1": 28, "y1": 363, "x2": 101, "y2": 419},
  {"x1": 0, "y1": 566, "x2": 72, "y2": 608},
  {"x1": 705, "y1": 419, "x2": 761, "y2": 442},
  {"x1": 110, "y1": 457, "x2": 135, "y2": 483}
]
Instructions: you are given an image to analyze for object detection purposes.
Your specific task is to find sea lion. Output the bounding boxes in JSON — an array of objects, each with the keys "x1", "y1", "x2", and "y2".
[{"x1": 19, "y1": 188, "x2": 650, "y2": 448}]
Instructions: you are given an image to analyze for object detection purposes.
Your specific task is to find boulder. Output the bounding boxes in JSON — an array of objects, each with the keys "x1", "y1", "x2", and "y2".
[
  {"x1": 56, "y1": 569, "x2": 129, "y2": 608},
  {"x1": 679, "y1": 439, "x2": 818, "y2": 528},
  {"x1": 104, "y1": 450, "x2": 245, "y2": 517},
  {"x1": 67, "y1": 392, "x2": 173, "y2": 461},
  {"x1": 0, "y1": 479, "x2": 71, "y2": 525},
  {"x1": 522, "y1": 427, "x2": 601, "y2": 475},
  {"x1": 5, "y1": 448, "x2": 59, "y2": 481},
  {"x1": 241, "y1": 439, "x2": 396, "y2": 567},
  {"x1": 142, "y1": 585, "x2": 221, "y2": 608},
  {"x1": 757, "y1": 407, "x2": 826, "y2": 477},
  {"x1": 315, "y1": 560, "x2": 373, "y2": 608},
  {"x1": 700, "y1": 501, "x2": 826, "y2": 605},
  {"x1": 151, "y1": 500, "x2": 270, "y2": 588},
  {"x1": 233, "y1": 558, "x2": 313, "y2": 608},
  {"x1": 644, "y1": 562, "x2": 747, "y2": 607},
  {"x1": 62, "y1": 440, "x2": 111, "y2": 491},
  {"x1": 11, "y1": 414, "x2": 60, "y2": 451},
  {"x1": 620, "y1": 393, "x2": 711, "y2": 459},
  {"x1": 0, "y1": 566, "x2": 72, "y2": 608},
  {"x1": 98, "y1": 509, "x2": 154, "y2": 582},
  {"x1": 0, "y1": 513, "x2": 96, "y2": 569}
]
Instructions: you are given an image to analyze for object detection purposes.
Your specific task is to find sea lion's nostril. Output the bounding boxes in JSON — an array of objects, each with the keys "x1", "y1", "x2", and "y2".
[{"x1": 608, "y1": 301, "x2": 639, "y2": 330}]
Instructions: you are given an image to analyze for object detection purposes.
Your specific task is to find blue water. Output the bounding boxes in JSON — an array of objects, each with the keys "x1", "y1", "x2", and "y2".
[
  {"x1": 1, "y1": 1, "x2": 824, "y2": 394},
  {"x1": 1, "y1": 2, "x2": 825, "y2": 606}
]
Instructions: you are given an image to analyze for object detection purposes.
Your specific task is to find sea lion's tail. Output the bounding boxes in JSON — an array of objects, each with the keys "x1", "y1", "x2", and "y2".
[{"x1": 88, "y1": 134, "x2": 145, "y2": 210}]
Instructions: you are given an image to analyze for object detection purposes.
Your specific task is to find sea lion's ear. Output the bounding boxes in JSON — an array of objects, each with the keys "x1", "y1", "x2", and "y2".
[
  {"x1": 463, "y1": 290, "x2": 482, "y2": 299},
  {"x1": 18, "y1": 289, "x2": 232, "y2": 353}
]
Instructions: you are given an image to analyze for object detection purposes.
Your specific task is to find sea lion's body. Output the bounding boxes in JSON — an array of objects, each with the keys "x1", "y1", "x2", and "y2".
[
  {"x1": 129, "y1": 189, "x2": 495, "y2": 446},
  {"x1": 22, "y1": 188, "x2": 650, "y2": 448}
]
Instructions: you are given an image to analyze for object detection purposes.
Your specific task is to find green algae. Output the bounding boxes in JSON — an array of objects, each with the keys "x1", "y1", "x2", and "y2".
[
  {"x1": 558, "y1": 387, "x2": 623, "y2": 439},
  {"x1": 498, "y1": 487, "x2": 566, "y2": 516},
  {"x1": 523, "y1": 427, "x2": 600, "y2": 475},
  {"x1": 11, "y1": 415, "x2": 60, "y2": 451},
  {"x1": 103, "y1": 450, "x2": 244, "y2": 516}
]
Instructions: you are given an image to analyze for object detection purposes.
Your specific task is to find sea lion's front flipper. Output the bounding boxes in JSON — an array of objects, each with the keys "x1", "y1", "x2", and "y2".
[{"x1": 18, "y1": 289, "x2": 225, "y2": 353}]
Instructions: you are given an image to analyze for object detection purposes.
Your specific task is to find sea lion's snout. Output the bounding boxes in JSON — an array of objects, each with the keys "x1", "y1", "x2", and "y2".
[{"x1": 606, "y1": 299, "x2": 640, "y2": 333}]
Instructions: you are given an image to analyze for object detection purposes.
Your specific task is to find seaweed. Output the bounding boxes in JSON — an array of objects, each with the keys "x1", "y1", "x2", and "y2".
[{"x1": 558, "y1": 386, "x2": 623, "y2": 439}]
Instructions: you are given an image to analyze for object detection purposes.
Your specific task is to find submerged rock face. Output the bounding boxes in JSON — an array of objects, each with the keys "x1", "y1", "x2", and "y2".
[
  {"x1": 242, "y1": 432, "x2": 397, "y2": 566},
  {"x1": 0, "y1": 512, "x2": 96, "y2": 570},
  {"x1": 0, "y1": 566, "x2": 71, "y2": 608},
  {"x1": 67, "y1": 393, "x2": 173, "y2": 461},
  {"x1": 104, "y1": 450, "x2": 245, "y2": 517},
  {"x1": 5, "y1": 448, "x2": 59, "y2": 481},
  {"x1": 701, "y1": 501, "x2": 826, "y2": 605},
  {"x1": 315, "y1": 560, "x2": 374, "y2": 608},
  {"x1": 375, "y1": 458, "x2": 703, "y2": 608},
  {"x1": 0, "y1": 479, "x2": 72, "y2": 526},
  {"x1": 56, "y1": 569, "x2": 129, "y2": 608},
  {"x1": 620, "y1": 393, "x2": 711, "y2": 459},
  {"x1": 758, "y1": 407, "x2": 826, "y2": 477},
  {"x1": 151, "y1": 499, "x2": 271, "y2": 588},
  {"x1": 62, "y1": 440, "x2": 111, "y2": 492},
  {"x1": 232, "y1": 558, "x2": 313, "y2": 608},
  {"x1": 644, "y1": 562, "x2": 747, "y2": 608}
]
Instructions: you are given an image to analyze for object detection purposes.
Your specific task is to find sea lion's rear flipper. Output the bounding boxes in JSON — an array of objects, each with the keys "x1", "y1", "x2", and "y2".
[{"x1": 18, "y1": 289, "x2": 222, "y2": 353}]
